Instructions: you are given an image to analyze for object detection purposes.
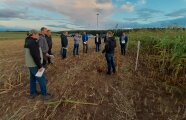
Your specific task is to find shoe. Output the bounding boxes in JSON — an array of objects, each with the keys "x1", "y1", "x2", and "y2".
[
  {"x1": 41, "y1": 93, "x2": 52, "y2": 100},
  {"x1": 106, "y1": 72, "x2": 111, "y2": 75},
  {"x1": 29, "y1": 95, "x2": 37, "y2": 99},
  {"x1": 113, "y1": 69, "x2": 116, "y2": 73}
]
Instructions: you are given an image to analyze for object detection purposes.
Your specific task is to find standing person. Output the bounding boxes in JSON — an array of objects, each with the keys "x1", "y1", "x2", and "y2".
[
  {"x1": 82, "y1": 32, "x2": 89, "y2": 53},
  {"x1": 24, "y1": 30, "x2": 51, "y2": 100},
  {"x1": 95, "y1": 34, "x2": 101, "y2": 52},
  {"x1": 73, "y1": 33, "x2": 80, "y2": 56},
  {"x1": 39, "y1": 27, "x2": 49, "y2": 67},
  {"x1": 61, "y1": 32, "x2": 68, "y2": 59},
  {"x1": 120, "y1": 32, "x2": 128, "y2": 56},
  {"x1": 104, "y1": 33, "x2": 108, "y2": 43},
  {"x1": 102, "y1": 31, "x2": 116, "y2": 75},
  {"x1": 46, "y1": 30, "x2": 53, "y2": 64}
]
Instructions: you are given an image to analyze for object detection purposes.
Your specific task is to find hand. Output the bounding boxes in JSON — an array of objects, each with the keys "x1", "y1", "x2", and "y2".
[
  {"x1": 46, "y1": 53, "x2": 50, "y2": 57},
  {"x1": 38, "y1": 67, "x2": 44, "y2": 72}
]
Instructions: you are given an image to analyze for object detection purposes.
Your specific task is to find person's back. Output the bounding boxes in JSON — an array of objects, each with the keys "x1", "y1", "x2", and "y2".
[
  {"x1": 61, "y1": 32, "x2": 68, "y2": 59},
  {"x1": 61, "y1": 33, "x2": 68, "y2": 47},
  {"x1": 104, "y1": 37, "x2": 116, "y2": 54},
  {"x1": 74, "y1": 34, "x2": 80, "y2": 44}
]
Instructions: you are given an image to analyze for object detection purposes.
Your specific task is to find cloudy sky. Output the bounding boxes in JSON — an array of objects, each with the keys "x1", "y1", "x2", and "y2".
[{"x1": 0, "y1": 0, "x2": 186, "y2": 31}]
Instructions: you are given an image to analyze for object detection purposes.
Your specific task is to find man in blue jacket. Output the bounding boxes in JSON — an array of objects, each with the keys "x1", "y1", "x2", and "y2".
[
  {"x1": 120, "y1": 32, "x2": 128, "y2": 56},
  {"x1": 82, "y1": 32, "x2": 89, "y2": 53}
]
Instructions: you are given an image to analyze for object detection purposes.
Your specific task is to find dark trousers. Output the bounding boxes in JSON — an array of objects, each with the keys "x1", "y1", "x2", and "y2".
[
  {"x1": 48, "y1": 48, "x2": 52, "y2": 64},
  {"x1": 105, "y1": 53, "x2": 116, "y2": 73},
  {"x1": 95, "y1": 43, "x2": 100, "y2": 52},
  {"x1": 43, "y1": 53, "x2": 47, "y2": 67},
  {"x1": 83, "y1": 44, "x2": 88, "y2": 53},
  {"x1": 73, "y1": 44, "x2": 79, "y2": 56},
  {"x1": 29, "y1": 67, "x2": 47, "y2": 96},
  {"x1": 61, "y1": 48, "x2": 67, "y2": 58},
  {"x1": 120, "y1": 44, "x2": 126, "y2": 55}
]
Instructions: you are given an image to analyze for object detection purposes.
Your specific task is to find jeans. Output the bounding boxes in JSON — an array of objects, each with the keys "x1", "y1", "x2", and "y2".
[
  {"x1": 120, "y1": 44, "x2": 126, "y2": 55},
  {"x1": 73, "y1": 44, "x2": 79, "y2": 56},
  {"x1": 83, "y1": 44, "x2": 88, "y2": 53},
  {"x1": 61, "y1": 48, "x2": 67, "y2": 58},
  {"x1": 105, "y1": 53, "x2": 116, "y2": 73},
  {"x1": 29, "y1": 67, "x2": 47, "y2": 96},
  {"x1": 95, "y1": 43, "x2": 100, "y2": 52}
]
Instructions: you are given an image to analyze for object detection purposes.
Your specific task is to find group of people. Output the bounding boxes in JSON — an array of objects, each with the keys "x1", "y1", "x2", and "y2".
[{"x1": 24, "y1": 27, "x2": 128, "y2": 100}]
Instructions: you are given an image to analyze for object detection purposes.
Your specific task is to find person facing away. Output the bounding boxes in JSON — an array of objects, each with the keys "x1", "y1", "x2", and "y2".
[
  {"x1": 24, "y1": 30, "x2": 51, "y2": 100},
  {"x1": 102, "y1": 31, "x2": 116, "y2": 75},
  {"x1": 73, "y1": 33, "x2": 80, "y2": 56},
  {"x1": 82, "y1": 32, "x2": 89, "y2": 53},
  {"x1": 95, "y1": 34, "x2": 101, "y2": 52},
  {"x1": 104, "y1": 33, "x2": 108, "y2": 43},
  {"x1": 39, "y1": 27, "x2": 49, "y2": 67},
  {"x1": 45, "y1": 30, "x2": 53, "y2": 64},
  {"x1": 120, "y1": 32, "x2": 128, "y2": 56},
  {"x1": 61, "y1": 32, "x2": 68, "y2": 59}
]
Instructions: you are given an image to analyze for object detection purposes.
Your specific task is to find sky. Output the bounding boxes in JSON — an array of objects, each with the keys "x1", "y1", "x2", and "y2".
[{"x1": 0, "y1": 0, "x2": 186, "y2": 31}]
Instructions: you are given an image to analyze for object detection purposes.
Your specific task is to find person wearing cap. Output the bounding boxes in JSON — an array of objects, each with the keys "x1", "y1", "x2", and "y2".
[
  {"x1": 61, "y1": 31, "x2": 68, "y2": 59},
  {"x1": 73, "y1": 33, "x2": 80, "y2": 56},
  {"x1": 45, "y1": 30, "x2": 53, "y2": 64},
  {"x1": 39, "y1": 27, "x2": 49, "y2": 67},
  {"x1": 95, "y1": 33, "x2": 101, "y2": 52},
  {"x1": 120, "y1": 32, "x2": 128, "y2": 56},
  {"x1": 24, "y1": 30, "x2": 51, "y2": 100},
  {"x1": 102, "y1": 31, "x2": 116, "y2": 75},
  {"x1": 82, "y1": 32, "x2": 89, "y2": 53}
]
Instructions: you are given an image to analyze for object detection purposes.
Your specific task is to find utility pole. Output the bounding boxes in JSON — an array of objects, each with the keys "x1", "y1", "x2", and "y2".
[{"x1": 96, "y1": 13, "x2": 99, "y2": 30}]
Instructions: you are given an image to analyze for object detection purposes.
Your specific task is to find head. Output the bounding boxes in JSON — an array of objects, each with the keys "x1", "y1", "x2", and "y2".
[
  {"x1": 122, "y1": 32, "x2": 126, "y2": 36},
  {"x1": 75, "y1": 33, "x2": 79, "y2": 36},
  {"x1": 63, "y1": 31, "x2": 68, "y2": 36},
  {"x1": 83, "y1": 32, "x2": 86, "y2": 35},
  {"x1": 30, "y1": 30, "x2": 39, "y2": 40},
  {"x1": 47, "y1": 30, "x2": 52, "y2": 37},
  {"x1": 40, "y1": 27, "x2": 48, "y2": 35},
  {"x1": 107, "y1": 31, "x2": 113, "y2": 38},
  {"x1": 96, "y1": 34, "x2": 99, "y2": 37},
  {"x1": 27, "y1": 31, "x2": 31, "y2": 36}
]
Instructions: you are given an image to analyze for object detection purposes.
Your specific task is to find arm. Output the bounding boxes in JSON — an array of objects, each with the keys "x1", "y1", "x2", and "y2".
[{"x1": 29, "y1": 41, "x2": 42, "y2": 69}]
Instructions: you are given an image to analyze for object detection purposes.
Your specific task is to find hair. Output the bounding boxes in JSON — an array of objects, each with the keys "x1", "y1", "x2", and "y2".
[
  {"x1": 107, "y1": 31, "x2": 113, "y2": 37},
  {"x1": 41, "y1": 27, "x2": 47, "y2": 32}
]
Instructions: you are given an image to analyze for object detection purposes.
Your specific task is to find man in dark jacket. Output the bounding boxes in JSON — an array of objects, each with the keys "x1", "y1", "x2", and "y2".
[
  {"x1": 102, "y1": 31, "x2": 116, "y2": 75},
  {"x1": 95, "y1": 34, "x2": 101, "y2": 52},
  {"x1": 61, "y1": 32, "x2": 68, "y2": 59},
  {"x1": 46, "y1": 30, "x2": 53, "y2": 64},
  {"x1": 120, "y1": 32, "x2": 128, "y2": 56},
  {"x1": 24, "y1": 30, "x2": 51, "y2": 100}
]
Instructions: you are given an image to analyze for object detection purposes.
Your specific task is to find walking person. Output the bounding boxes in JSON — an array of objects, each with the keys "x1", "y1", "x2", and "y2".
[
  {"x1": 102, "y1": 31, "x2": 116, "y2": 75},
  {"x1": 24, "y1": 30, "x2": 51, "y2": 100},
  {"x1": 95, "y1": 34, "x2": 101, "y2": 52},
  {"x1": 82, "y1": 32, "x2": 89, "y2": 53},
  {"x1": 73, "y1": 33, "x2": 80, "y2": 56},
  {"x1": 39, "y1": 27, "x2": 49, "y2": 67},
  {"x1": 61, "y1": 32, "x2": 68, "y2": 59},
  {"x1": 45, "y1": 30, "x2": 53, "y2": 64},
  {"x1": 120, "y1": 32, "x2": 128, "y2": 56}
]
